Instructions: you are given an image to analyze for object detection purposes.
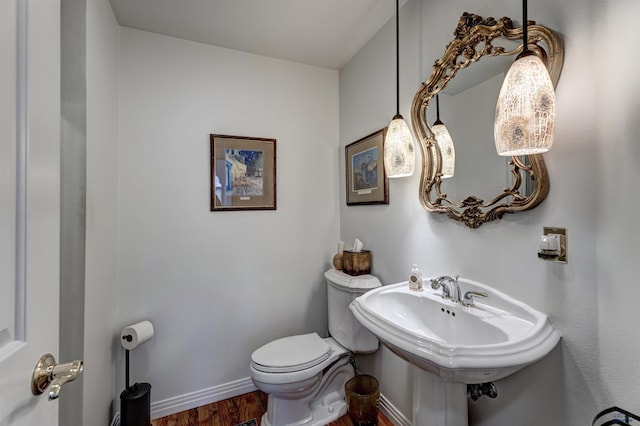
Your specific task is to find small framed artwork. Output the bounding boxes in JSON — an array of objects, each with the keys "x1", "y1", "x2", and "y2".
[
  {"x1": 345, "y1": 128, "x2": 389, "y2": 205},
  {"x1": 210, "y1": 134, "x2": 276, "y2": 211}
]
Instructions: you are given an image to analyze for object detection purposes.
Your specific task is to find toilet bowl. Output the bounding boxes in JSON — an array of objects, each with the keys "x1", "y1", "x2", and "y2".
[
  {"x1": 251, "y1": 334, "x2": 353, "y2": 426},
  {"x1": 249, "y1": 270, "x2": 382, "y2": 426}
]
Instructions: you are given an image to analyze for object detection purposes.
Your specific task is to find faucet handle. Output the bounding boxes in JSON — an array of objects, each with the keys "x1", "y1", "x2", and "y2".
[
  {"x1": 430, "y1": 278, "x2": 451, "y2": 299},
  {"x1": 429, "y1": 278, "x2": 440, "y2": 290},
  {"x1": 462, "y1": 290, "x2": 488, "y2": 307}
]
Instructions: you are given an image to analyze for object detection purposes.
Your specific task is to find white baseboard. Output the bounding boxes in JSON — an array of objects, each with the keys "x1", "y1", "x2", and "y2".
[
  {"x1": 110, "y1": 412, "x2": 120, "y2": 426},
  {"x1": 112, "y1": 377, "x2": 411, "y2": 425},
  {"x1": 380, "y1": 393, "x2": 412, "y2": 426},
  {"x1": 151, "y1": 377, "x2": 257, "y2": 419}
]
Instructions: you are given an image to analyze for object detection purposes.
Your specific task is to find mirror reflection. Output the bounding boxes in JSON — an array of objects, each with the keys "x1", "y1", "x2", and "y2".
[{"x1": 427, "y1": 73, "x2": 507, "y2": 203}]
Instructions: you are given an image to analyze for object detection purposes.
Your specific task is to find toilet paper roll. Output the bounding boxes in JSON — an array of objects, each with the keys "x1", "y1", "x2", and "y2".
[{"x1": 120, "y1": 320, "x2": 154, "y2": 350}]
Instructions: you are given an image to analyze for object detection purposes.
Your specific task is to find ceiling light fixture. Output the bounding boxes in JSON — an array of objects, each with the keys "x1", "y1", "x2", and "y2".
[
  {"x1": 432, "y1": 95, "x2": 455, "y2": 179},
  {"x1": 383, "y1": 0, "x2": 415, "y2": 178},
  {"x1": 494, "y1": 0, "x2": 556, "y2": 156}
]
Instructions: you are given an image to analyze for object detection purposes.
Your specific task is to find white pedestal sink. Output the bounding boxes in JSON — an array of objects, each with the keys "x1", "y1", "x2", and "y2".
[{"x1": 349, "y1": 278, "x2": 560, "y2": 426}]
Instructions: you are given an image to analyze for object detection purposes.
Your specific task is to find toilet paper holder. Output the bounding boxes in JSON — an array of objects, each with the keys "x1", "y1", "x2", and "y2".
[
  {"x1": 120, "y1": 321, "x2": 154, "y2": 426},
  {"x1": 120, "y1": 320, "x2": 154, "y2": 388},
  {"x1": 121, "y1": 320, "x2": 154, "y2": 351}
]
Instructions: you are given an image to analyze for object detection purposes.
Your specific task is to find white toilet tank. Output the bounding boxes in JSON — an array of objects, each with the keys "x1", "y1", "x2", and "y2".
[{"x1": 324, "y1": 269, "x2": 381, "y2": 353}]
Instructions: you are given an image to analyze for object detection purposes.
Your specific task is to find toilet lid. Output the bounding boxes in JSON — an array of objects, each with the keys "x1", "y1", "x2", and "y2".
[{"x1": 251, "y1": 333, "x2": 332, "y2": 373}]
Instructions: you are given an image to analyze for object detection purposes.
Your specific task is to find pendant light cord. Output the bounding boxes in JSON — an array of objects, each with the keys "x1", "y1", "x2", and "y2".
[
  {"x1": 434, "y1": 94, "x2": 443, "y2": 126},
  {"x1": 395, "y1": 0, "x2": 400, "y2": 116},
  {"x1": 522, "y1": 0, "x2": 528, "y2": 50}
]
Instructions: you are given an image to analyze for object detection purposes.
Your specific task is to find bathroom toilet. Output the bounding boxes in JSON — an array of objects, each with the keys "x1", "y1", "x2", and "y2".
[{"x1": 250, "y1": 269, "x2": 381, "y2": 426}]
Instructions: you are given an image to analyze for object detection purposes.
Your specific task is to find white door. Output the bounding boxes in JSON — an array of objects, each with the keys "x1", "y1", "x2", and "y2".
[{"x1": 0, "y1": 0, "x2": 74, "y2": 424}]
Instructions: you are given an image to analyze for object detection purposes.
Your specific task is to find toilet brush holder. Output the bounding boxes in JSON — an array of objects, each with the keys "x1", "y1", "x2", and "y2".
[
  {"x1": 120, "y1": 349, "x2": 151, "y2": 426},
  {"x1": 120, "y1": 381, "x2": 151, "y2": 426}
]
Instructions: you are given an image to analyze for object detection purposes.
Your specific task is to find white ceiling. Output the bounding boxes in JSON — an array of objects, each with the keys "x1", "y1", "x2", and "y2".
[{"x1": 109, "y1": 0, "x2": 408, "y2": 70}]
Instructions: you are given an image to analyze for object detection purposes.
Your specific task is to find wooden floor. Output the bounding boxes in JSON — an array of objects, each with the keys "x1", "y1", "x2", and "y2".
[{"x1": 151, "y1": 390, "x2": 393, "y2": 426}]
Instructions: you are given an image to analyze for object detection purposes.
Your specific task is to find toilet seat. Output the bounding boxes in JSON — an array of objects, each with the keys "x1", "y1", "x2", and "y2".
[
  {"x1": 251, "y1": 333, "x2": 331, "y2": 373},
  {"x1": 250, "y1": 335, "x2": 349, "y2": 386}
]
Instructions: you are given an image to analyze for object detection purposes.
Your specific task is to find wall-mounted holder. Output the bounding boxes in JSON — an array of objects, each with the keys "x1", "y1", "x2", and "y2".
[{"x1": 538, "y1": 227, "x2": 567, "y2": 263}]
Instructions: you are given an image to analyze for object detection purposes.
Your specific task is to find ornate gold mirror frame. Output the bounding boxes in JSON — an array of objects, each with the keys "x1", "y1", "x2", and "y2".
[{"x1": 411, "y1": 13, "x2": 564, "y2": 228}]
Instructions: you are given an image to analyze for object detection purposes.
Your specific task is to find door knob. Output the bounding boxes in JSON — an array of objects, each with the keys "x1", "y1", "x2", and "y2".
[{"x1": 31, "y1": 353, "x2": 84, "y2": 400}]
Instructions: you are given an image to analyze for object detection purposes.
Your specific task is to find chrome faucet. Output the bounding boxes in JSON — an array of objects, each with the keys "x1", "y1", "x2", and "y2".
[{"x1": 430, "y1": 275, "x2": 461, "y2": 302}]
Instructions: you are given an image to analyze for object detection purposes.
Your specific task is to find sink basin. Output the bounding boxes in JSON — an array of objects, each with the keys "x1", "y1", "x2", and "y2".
[{"x1": 350, "y1": 278, "x2": 560, "y2": 384}]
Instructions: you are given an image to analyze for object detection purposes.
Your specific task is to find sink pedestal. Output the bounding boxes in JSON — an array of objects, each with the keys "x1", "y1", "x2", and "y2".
[{"x1": 413, "y1": 367, "x2": 468, "y2": 426}]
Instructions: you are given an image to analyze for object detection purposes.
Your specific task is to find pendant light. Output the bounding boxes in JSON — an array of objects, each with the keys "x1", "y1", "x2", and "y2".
[
  {"x1": 383, "y1": 0, "x2": 415, "y2": 178},
  {"x1": 432, "y1": 95, "x2": 455, "y2": 178},
  {"x1": 494, "y1": 0, "x2": 556, "y2": 156}
]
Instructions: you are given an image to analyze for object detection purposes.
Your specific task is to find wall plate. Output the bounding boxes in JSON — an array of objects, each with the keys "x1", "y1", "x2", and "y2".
[{"x1": 543, "y1": 227, "x2": 567, "y2": 263}]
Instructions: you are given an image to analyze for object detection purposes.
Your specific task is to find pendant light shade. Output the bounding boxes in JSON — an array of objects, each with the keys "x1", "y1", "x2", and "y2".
[
  {"x1": 385, "y1": 114, "x2": 415, "y2": 178},
  {"x1": 494, "y1": 0, "x2": 556, "y2": 156},
  {"x1": 384, "y1": 0, "x2": 415, "y2": 178},
  {"x1": 432, "y1": 124, "x2": 455, "y2": 178},
  {"x1": 433, "y1": 95, "x2": 455, "y2": 178}
]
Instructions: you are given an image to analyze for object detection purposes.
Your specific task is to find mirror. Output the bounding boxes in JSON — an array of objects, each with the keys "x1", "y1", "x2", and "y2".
[{"x1": 411, "y1": 13, "x2": 564, "y2": 228}]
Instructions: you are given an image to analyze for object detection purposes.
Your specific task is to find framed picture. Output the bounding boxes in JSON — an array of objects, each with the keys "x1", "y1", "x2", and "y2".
[
  {"x1": 345, "y1": 128, "x2": 389, "y2": 205},
  {"x1": 210, "y1": 134, "x2": 276, "y2": 211}
]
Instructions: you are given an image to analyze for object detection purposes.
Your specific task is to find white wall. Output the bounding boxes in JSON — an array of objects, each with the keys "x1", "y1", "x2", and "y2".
[
  {"x1": 340, "y1": 0, "x2": 640, "y2": 424},
  {"x1": 117, "y1": 28, "x2": 340, "y2": 412},
  {"x1": 595, "y1": 0, "x2": 640, "y2": 411},
  {"x1": 84, "y1": 0, "x2": 120, "y2": 423}
]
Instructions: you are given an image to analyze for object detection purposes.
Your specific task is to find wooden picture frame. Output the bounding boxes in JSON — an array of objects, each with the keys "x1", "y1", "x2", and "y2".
[
  {"x1": 210, "y1": 134, "x2": 276, "y2": 211},
  {"x1": 345, "y1": 128, "x2": 389, "y2": 205}
]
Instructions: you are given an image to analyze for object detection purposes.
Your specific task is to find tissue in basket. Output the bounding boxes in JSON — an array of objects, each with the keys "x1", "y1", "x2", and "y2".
[{"x1": 342, "y1": 250, "x2": 371, "y2": 276}]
